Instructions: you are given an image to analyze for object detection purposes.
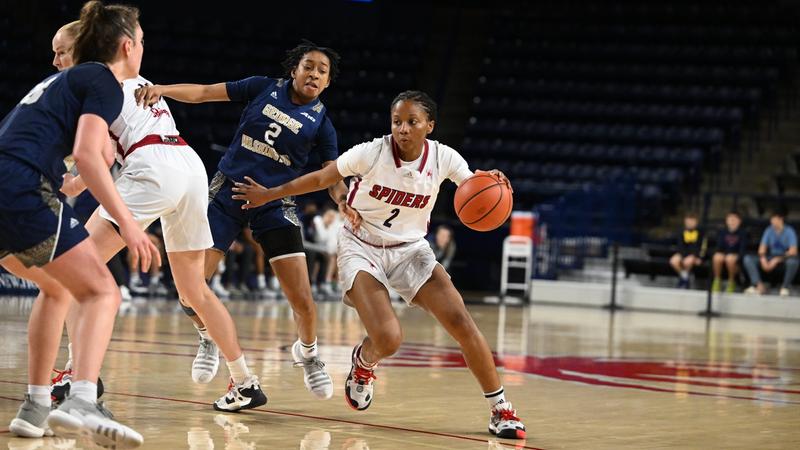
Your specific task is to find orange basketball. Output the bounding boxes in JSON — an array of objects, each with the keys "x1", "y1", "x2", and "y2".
[{"x1": 454, "y1": 173, "x2": 513, "y2": 231}]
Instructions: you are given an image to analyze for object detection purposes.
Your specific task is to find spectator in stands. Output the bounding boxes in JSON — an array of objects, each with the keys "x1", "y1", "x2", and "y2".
[
  {"x1": 669, "y1": 212, "x2": 704, "y2": 289},
  {"x1": 743, "y1": 211, "x2": 798, "y2": 297},
  {"x1": 711, "y1": 211, "x2": 747, "y2": 293},
  {"x1": 301, "y1": 202, "x2": 326, "y2": 292},
  {"x1": 312, "y1": 204, "x2": 343, "y2": 297},
  {"x1": 430, "y1": 225, "x2": 456, "y2": 271}
]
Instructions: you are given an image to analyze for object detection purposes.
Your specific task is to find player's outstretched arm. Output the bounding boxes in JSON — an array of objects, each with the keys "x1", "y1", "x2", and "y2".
[
  {"x1": 134, "y1": 83, "x2": 229, "y2": 107},
  {"x1": 232, "y1": 162, "x2": 344, "y2": 210}
]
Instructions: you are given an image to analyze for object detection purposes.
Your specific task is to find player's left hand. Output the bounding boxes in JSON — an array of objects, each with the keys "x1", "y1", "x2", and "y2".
[
  {"x1": 232, "y1": 176, "x2": 275, "y2": 209},
  {"x1": 476, "y1": 169, "x2": 513, "y2": 193}
]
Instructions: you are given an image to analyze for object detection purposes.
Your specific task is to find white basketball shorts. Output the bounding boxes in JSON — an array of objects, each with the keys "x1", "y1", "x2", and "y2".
[
  {"x1": 99, "y1": 144, "x2": 213, "y2": 252},
  {"x1": 337, "y1": 228, "x2": 442, "y2": 305}
]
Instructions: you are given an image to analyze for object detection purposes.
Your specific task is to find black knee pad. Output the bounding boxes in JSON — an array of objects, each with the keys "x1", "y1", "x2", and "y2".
[{"x1": 254, "y1": 226, "x2": 305, "y2": 262}]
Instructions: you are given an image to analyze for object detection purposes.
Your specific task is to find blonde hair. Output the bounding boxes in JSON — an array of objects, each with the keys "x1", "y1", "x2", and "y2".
[{"x1": 56, "y1": 20, "x2": 81, "y2": 41}]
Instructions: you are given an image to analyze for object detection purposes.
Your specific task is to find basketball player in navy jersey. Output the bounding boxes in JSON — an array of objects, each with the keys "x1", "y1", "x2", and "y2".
[
  {"x1": 135, "y1": 41, "x2": 354, "y2": 400},
  {"x1": 0, "y1": 2, "x2": 157, "y2": 447},
  {"x1": 233, "y1": 91, "x2": 526, "y2": 439}
]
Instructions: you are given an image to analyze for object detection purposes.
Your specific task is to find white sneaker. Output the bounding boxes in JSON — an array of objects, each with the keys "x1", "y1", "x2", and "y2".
[
  {"x1": 291, "y1": 340, "x2": 333, "y2": 399},
  {"x1": 48, "y1": 396, "x2": 143, "y2": 449},
  {"x1": 744, "y1": 286, "x2": 761, "y2": 295},
  {"x1": 9, "y1": 394, "x2": 53, "y2": 438},
  {"x1": 780, "y1": 288, "x2": 790, "y2": 297},
  {"x1": 192, "y1": 337, "x2": 219, "y2": 384},
  {"x1": 488, "y1": 401, "x2": 526, "y2": 439}
]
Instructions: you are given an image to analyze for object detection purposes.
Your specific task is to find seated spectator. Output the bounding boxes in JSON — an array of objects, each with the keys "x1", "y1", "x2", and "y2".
[
  {"x1": 743, "y1": 211, "x2": 798, "y2": 297},
  {"x1": 669, "y1": 212, "x2": 705, "y2": 289},
  {"x1": 312, "y1": 204, "x2": 343, "y2": 297},
  {"x1": 430, "y1": 225, "x2": 456, "y2": 271},
  {"x1": 712, "y1": 211, "x2": 747, "y2": 293}
]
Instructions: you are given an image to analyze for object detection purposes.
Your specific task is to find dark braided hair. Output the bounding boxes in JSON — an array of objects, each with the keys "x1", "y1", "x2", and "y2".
[
  {"x1": 281, "y1": 39, "x2": 341, "y2": 82},
  {"x1": 391, "y1": 90, "x2": 437, "y2": 122},
  {"x1": 73, "y1": 0, "x2": 139, "y2": 65}
]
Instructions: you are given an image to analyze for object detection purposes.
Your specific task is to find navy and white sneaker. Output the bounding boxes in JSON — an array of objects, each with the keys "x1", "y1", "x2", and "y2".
[
  {"x1": 213, "y1": 375, "x2": 267, "y2": 412},
  {"x1": 488, "y1": 401, "x2": 526, "y2": 439},
  {"x1": 344, "y1": 345, "x2": 376, "y2": 411}
]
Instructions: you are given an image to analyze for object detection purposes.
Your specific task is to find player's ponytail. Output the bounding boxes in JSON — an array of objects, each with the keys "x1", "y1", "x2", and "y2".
[{"x1": 73, "y1": 0, "x2": 139, "y2": 65}]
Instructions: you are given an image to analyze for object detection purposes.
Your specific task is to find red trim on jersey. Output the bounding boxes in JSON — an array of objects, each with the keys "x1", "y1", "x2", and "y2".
[
  {"x1": 345, "y1": 226, "x2": 407, "y2": 249},
  {"x1": 123, "y1": 134, "x2": 188, "y2": 159},
  {"x1": 108, "y1": 130, "x2": 125, "y2": 158},
  {"x1": 391, "y1": 137, "x2": 429, "y2": 172},
  {"x1": 347, "y1": 177, "x2": 362, "y2": 206},
  {"x1": 390, "y1": 137, "x2": 402, "y2": 168},
  {"x1": 417, "y1": 140, "x2": 429, "y2": 172}
]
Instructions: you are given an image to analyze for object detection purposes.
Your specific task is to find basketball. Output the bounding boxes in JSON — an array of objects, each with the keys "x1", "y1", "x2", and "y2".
[{"x1": 454, "y1": 173, "x2": 513, "y2": 231}]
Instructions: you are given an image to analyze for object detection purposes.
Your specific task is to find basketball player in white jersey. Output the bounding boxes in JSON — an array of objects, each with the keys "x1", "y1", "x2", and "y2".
[
  {"x1": 232, "y1": 91, "x2": 526, "y2": 439},
  {"x1": 10, "y1": 21, "x2": 267, "y2": 414},
  {"x1": 61, "y1": 74, "x2": 267, "y2": 412}
]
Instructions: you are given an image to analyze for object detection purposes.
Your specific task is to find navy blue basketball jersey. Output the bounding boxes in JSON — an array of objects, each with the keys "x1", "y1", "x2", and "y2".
[
  {"x1": 219, "y1": 76, "x2": 338, "y2": 187},
  {"x1": 0, "y1": 62, "x2": 123, "y2": 187}
]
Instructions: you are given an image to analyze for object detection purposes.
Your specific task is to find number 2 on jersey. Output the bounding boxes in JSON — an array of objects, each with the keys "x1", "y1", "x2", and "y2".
[
  {"x1": 264, "y1": 123, "x2": 282, "y2": 145},
  {"x1": 383, "y1": 208, "x2": 400, "y2": 228}
]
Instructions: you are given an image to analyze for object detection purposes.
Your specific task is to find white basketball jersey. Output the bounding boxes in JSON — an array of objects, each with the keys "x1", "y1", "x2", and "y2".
[
  {"x1": 109, "y1": 76, "x2": 180, "y2": 163},
  {"x1": 337, "y1": 135, "x2": 473, "y2": 243}
]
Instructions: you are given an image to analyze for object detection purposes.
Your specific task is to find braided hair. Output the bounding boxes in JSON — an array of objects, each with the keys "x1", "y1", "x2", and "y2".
[{"x1": 391, "y1": 90, "x2": 437, "y2": 122}]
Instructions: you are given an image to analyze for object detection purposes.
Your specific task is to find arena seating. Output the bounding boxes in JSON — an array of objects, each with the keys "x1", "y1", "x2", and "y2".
[{"x1": 464, "y1": 1, "x2": 799, "y2": 225}]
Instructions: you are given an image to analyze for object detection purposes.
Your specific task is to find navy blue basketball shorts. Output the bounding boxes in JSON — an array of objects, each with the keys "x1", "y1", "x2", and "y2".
[
  {"x1": 207, "y1": 171, "x2": 305, "y2": 262},
  {"x1": 0, "y1": 157, "x2": 89, "y2": 267}
]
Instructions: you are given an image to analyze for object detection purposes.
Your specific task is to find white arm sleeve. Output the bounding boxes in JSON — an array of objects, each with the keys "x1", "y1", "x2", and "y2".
[
  {"x1": 439, "y1": 144, "x2": 473, "y2": 185},
  {"x1": 336, "y1": 139, "x2": 382, "y2": 178}
]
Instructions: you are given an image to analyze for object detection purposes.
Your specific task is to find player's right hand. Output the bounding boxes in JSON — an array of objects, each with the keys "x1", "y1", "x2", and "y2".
[
  {"x1": 134, "y1": 85, "x2": 163, "y2": 108},
  {"x1": 119, "y1": 221, "x2": 161, "y2": 272}
]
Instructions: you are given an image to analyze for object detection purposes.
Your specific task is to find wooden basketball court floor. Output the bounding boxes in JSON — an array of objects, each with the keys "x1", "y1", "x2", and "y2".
[{"x1": 0, "y1": 296, "x2": 798, "y2": 449}]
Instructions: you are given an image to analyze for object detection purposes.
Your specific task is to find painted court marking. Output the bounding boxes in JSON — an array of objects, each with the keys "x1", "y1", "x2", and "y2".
[{"x1": 0, "y1": 386, "x2": 540, "y2": 449}]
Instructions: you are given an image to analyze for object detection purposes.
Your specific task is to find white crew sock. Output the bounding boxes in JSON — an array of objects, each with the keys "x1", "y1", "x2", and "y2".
[
  {"x1": 226, "y1": 355, "x2": 251, "y2": 384},
  {"x1": 195, "y1": 324, "x2": 211, "y2": 341},
  {"x1": 70, "y1": 380, "x2": 97, "y2": 403},
  {"x1": 484, "y1": 386, "x2": 506, "y2": 409},
  {"x1": 27, "y1": 385, "x2": 51, "y2": 407},
  {"x1": 298, "y1": 338, "x2": 318, "y2": 359}
]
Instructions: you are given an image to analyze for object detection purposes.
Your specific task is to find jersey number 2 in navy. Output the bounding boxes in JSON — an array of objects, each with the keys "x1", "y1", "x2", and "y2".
[{"x1": 383, "y1": 208, "x2": 400, "y2": 228}]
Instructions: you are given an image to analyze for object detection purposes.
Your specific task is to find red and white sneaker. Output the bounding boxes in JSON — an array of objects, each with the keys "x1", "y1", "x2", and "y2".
[
  {"x1": 50, "y1": 368, "x2": 104, "y2": 405},
  {"x1": 488, "y1": 401, "x2": 526, "y2": 439},
  {"x1": 344, "y1": 345, "x2": 376, "y2": 411}
]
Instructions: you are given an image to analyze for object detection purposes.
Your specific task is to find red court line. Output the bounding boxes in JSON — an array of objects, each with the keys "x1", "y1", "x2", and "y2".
[
  {"x1": 105, "y1": 390, "x2": 543, "y2": 450},
  {"x1": 0, "y1": 386, "x2": 541, "y2": 449}
]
